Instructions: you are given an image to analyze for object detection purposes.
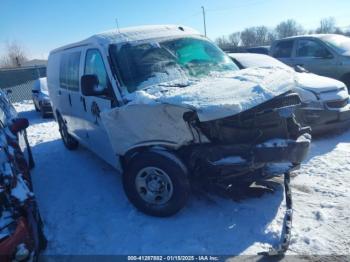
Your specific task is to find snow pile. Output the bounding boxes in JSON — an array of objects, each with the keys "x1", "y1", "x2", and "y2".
[{"x1": 126, "y1": 67, "x2": 296, "y2": 121}]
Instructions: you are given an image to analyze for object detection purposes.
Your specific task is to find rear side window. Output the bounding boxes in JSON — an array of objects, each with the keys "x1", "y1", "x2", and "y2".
[
  {"x1": 272, "y1": 40, "x2": 294, "y2": 58},
  {"x1": 59, "y1": 52, "x2": 81, "y2": 91}
]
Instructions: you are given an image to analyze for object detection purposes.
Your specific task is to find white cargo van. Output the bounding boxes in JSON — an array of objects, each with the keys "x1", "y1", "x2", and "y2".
[{"x1": 47, "y1": 25, "x2": 311, "y2": 217}]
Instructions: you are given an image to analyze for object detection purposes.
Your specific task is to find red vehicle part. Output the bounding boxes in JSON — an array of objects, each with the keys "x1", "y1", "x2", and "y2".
[{"x1": 0, "y1": 217, "x2": 33, "y2": 262}]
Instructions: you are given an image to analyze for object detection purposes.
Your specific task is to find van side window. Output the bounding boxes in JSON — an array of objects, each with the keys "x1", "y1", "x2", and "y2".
[
  {"x1": 84, "y1": 49, "x2": 109, "y2": 91},
  {"x1": 59, "y1": 52, "x2": 81, "y2": 91},
  {"x1": 296, "y1": 39, "x2": 332, "y2": 58},
  {"x1": 272, "y1": 40, "x2": 294, "y2": 58}
]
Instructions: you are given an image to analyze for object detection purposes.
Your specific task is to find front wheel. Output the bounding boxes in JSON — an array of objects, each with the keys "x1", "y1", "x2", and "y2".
[
  {"x1": 123, "y1": 150, "x2": 190, "y2": 217},
  {"x1": 57, "y1": 114, "x2": 78, "y2": 150}
]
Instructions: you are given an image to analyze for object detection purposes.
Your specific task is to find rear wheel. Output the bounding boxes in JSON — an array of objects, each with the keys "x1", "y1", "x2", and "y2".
[
  {"x1": 57, "y1": 114, "x2": 78, "y2": 150},
  {"x1": 123, "y1": 150, "x2": 190, "y2": 217}
]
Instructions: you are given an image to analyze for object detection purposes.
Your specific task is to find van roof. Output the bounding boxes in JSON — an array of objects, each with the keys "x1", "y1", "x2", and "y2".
[{"x1": 50, "y1": 24, "x2": 201, "y2": 54}]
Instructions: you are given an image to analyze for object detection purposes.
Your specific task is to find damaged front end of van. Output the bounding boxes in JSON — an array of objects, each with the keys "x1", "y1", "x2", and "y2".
[
  {"x1": 179, "y1": 91, "x2": 310, "y2": 186},
  {"x1": 101, "y1": 86, "x2": 310, "y2": 195},
  {"x1": 101, "y1": 87, "x2": 310, "y2": 255}
]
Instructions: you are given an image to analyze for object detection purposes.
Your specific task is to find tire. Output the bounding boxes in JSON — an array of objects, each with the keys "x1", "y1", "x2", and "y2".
[
  {"x1": 123, "y1": 150, "x2": 190, "y2": 217},
  {"x1": 57, "y1": 114, "x2": 78, "y2": 150}
]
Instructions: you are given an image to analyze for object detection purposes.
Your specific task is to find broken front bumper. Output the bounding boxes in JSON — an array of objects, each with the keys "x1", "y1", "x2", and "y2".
[{"x1": 187, "y1": 133, "x2": 311, "y2": 179}]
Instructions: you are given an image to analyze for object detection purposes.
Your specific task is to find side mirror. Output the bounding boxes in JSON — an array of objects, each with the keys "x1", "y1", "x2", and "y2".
[
  {"x1": 81, "y1": 74, "x2": 107, "y2": 96},
  {"x1": 10, "y1": 118, "x2": 29, "y2": 133},
  {"x1": 6, "y1": 89, "x2": 12, "y2": 95},
  {"x1": 32, "y1": 90, "x2": 39, "y2": 94}
]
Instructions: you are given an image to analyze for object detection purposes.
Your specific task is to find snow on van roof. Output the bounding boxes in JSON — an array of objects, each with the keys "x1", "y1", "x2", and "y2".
[{"x1": 51, "y1": 25, "x2": 201, "y2": 53}]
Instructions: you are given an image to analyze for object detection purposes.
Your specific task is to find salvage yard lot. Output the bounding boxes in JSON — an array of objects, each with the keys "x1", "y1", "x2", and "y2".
[{"x1": 15, "y1": 101, "x2": 350, "y2": 255}]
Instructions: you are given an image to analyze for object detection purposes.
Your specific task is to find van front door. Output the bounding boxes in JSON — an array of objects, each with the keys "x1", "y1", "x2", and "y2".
[{"x1": 81, "y1": 48, "x2": 117, "y2": 167}]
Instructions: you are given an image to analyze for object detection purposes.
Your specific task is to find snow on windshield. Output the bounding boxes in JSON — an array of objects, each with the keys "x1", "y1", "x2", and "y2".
[{"x1": 109, "y1": 36, "x2": 239, "y2": 93}]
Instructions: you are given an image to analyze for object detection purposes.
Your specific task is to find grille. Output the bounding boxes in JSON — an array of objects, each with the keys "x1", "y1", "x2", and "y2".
[{"x1": 326, "y1": 98, "x2": 349, "y2": 108}]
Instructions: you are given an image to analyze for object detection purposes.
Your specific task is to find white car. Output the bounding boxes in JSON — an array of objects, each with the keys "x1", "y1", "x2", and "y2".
[
  {"x1": 32, "y1": 77, "x2": 52, "y2": 118},
  {"x1": 47, "y1": 25, "x2": 311, "y2": 217},
  {"x1": 229, "y1": 53, "x2": 350, "y2": 134}
]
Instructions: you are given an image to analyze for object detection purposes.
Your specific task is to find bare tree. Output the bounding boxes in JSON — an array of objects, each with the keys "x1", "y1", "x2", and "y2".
[
  {"x1": 215, "y1": 36, "x2": 230, "y2": 49},
  {"x1": 316, "y1": 17, "x2": 336, "y2": 34},
  {"x1": 228, "y1": 32, "x2": 241, "y2": 47},
  {"x1": 275, "y1": 19, "x2": 305, "y2": 39},
  {"x1": 240, "y1": 27, "x2": 257, "y2": 47},
  {"x1": 255, "y1": 26, "x2": 270, "y2": 45},
  {"x1": 267, "y1": 32, "x2": 277, "y2": 44},
  {"x1": 0, "y1": 41, "x2": 28, "y2": 68},
  {"x1": 240, "y1": 26, "x2": 271, "y2": 47}
]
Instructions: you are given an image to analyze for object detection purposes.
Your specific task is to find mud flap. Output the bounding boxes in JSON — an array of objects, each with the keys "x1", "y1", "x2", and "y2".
[{"x1": 259, "y1": 171, "x2": 293, "y2": 256}]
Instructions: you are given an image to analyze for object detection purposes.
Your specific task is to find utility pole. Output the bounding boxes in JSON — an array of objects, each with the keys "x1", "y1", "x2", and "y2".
[
  {"x1": 115, "y1": 18, "x2": 120, "y2": 33},
  {"x1": 201, "y1": 6, "x2": 207, "y2": 37}
]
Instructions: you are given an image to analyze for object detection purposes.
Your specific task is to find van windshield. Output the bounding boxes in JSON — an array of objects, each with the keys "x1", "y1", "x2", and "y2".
[{"x1": 109, "y1": 36, "x2": 239, "y2": 93}]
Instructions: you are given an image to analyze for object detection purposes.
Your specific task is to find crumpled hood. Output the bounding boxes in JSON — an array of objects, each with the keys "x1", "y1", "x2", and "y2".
[
  {"x1": 295, "y1": 72, "x2": 346, "y2": 93},
  {"x1": 126, "y1": 67, "x2": 296, "y2": 122}
]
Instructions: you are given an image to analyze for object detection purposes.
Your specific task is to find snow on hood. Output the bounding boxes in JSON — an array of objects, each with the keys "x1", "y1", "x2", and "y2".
[
  {"x1": 126, "y1": 67, "x2": 296, "y2": 122},
  {"x1": 295, "y1": 72, "x2": 346, "y2": 93}
]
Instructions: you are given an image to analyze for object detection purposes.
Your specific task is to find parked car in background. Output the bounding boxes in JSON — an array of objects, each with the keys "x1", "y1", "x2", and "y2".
[
  {"x1": 47, "y1": 25, "x2": 311, "y2": 217},
  {"x1": 270, "y1": 34, "x2": 350, "y2": 89},
  {"x1": 229, "y1": 53, "x2": 350, "y2": 134},
  {"x1": 32, "y1": 77, "x2": 52, "y2": 118},
  {"x1": 245, "y1": 46, "x2": 270, "y2": 55},
  {"x1": 0, "y1": 95, "x2": 46, "y2": 261}
]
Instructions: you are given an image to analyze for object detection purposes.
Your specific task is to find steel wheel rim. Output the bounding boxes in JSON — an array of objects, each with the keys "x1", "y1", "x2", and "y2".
[{"x1": 135, "y1": 166, "x2": 174, "y2": 205}]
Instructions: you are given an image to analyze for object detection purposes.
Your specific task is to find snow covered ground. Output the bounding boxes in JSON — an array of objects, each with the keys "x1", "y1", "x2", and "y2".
[{"x1": 15, "y1": 101, "x2": 350, "y2": 255}]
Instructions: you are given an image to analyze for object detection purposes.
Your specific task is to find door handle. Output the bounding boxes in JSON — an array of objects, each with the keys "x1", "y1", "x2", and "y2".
[{"x1": 68, "y1": 94, "x2": 72, "y2": 106}]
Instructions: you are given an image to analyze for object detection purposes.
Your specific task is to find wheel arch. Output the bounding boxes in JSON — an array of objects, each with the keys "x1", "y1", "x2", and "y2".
[{"x1": 120, "y1": 145, "x2": 187, "y2": 174}]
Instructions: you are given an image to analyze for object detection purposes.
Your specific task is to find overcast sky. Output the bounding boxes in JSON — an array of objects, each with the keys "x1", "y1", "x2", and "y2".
[{"x1": 1, "y1": 0, "x2": 349, "y2": 59}]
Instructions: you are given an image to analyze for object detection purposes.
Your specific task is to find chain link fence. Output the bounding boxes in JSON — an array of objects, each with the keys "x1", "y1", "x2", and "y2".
[{"x1": 0, "y1": 66, "x2": 46, "y2": 103}]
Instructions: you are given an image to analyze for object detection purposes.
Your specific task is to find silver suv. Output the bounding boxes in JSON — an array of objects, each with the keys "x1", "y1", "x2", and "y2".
[{"x1": 270, "y1": 34, "x2": 350, "y2": 88}]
